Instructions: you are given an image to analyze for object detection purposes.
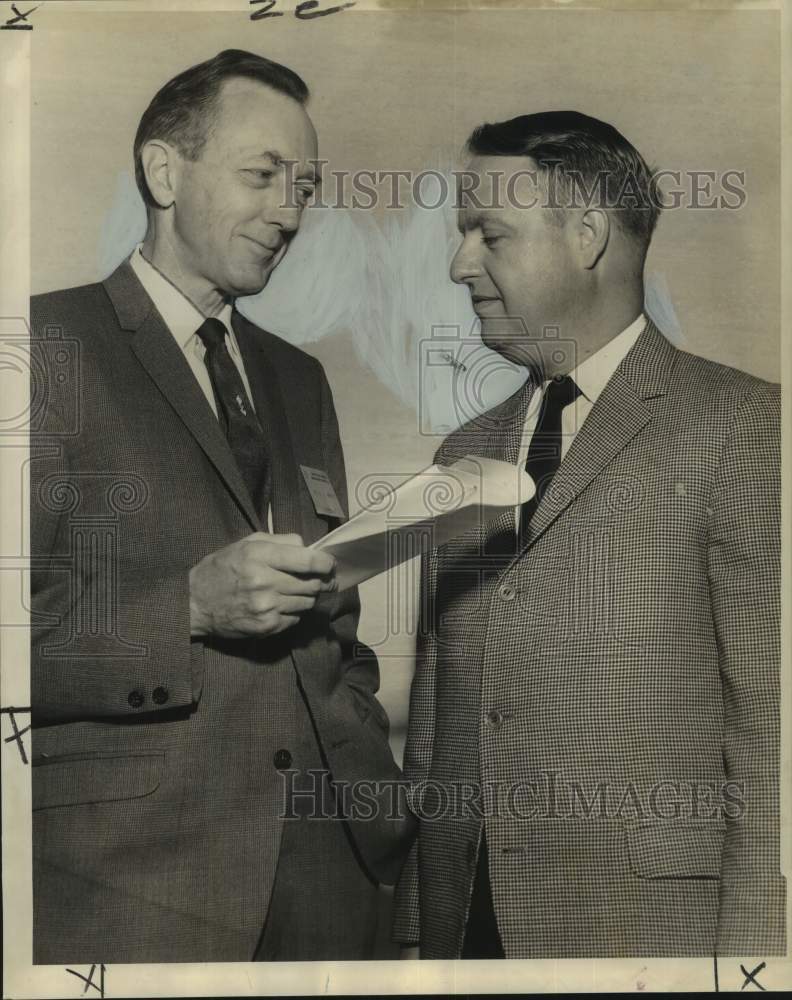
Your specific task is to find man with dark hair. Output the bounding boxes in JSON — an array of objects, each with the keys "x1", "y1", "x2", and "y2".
[
  {"x1": 464, "y1": 110, "x2": 661, "y2": 253},
  {"x1": 394, "y1": 110, "x2": 784, "y2": 958},
  {"x1": 30, "y1": 49, "x2": 410, "y2": 964}
]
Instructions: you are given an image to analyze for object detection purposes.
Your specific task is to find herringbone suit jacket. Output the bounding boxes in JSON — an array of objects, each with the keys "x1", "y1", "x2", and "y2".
[
  {"x1": 29, "y1": 261, "x2": 411, "y2": 964},
  {"x1": 393, "y1": 322, "x2": 784, "y2": 958}
]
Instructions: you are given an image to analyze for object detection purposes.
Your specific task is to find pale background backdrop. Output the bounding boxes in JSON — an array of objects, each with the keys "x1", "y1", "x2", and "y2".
[{"x1": 30, "y1": 3, "x2": 780, "y2": 957}]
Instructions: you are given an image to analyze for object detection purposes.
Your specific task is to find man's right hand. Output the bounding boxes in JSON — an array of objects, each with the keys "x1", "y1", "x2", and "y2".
[{"x1": 189, "y1": 532, "x2": 336, "y2": 639}]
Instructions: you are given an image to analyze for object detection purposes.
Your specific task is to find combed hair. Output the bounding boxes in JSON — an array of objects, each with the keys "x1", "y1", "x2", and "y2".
[
  {"x1": 134, "y1": 49, "x2": 309, "y2": 207},
  {"x1": 467, "y1": 110, "x2": 660, "y2": 255}
]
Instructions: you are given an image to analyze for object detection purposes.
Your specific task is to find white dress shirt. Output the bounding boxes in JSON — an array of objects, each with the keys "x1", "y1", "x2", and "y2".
[
  {"x1": 516, "y1": 313, "x2": 647, "y2": 529},
  {"x1": 129, "y1": 246, "x2": 273, "y2": 530},
  {"x1": 129, "y1": 245, "x2": 255, "y2": 417}
]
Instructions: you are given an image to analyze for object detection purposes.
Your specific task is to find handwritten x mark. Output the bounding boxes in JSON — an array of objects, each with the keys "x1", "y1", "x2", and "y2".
[
  {"x1": 66, "y1": 964, "x2": 105, "y2": 997},
  {"x1": 6, "y1": 3, "x2": 39, "y2": 25},
  {"x1": 740, "y1": 961, "x2": 766, "y2": 991},
  {"x1": 1, "y1": 707, "x2": 31, "y2": 764}
]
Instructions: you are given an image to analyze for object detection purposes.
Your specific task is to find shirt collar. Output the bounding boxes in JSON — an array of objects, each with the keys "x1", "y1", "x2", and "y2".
[
  {"x1": 566, "y1": 312, "x2": 647, "y2": 404},
  {"x1": 129, "y1": 245, "x2": 234, "y2": 349}
]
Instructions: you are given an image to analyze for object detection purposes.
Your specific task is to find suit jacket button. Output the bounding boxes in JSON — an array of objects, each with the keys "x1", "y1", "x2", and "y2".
[
  {"x1": 487, "y1": 709, "x2": 504, "y2": 727},
  {"x1": 127, "y1": 689, "x2": 145, "y2": 709},
  {"x1": 498, "y1": 584, "x2": 516, "y2": 602},
  {"x1": 274, "y1": 749, "x2": 292, "y2": 770},
  {"x1": 152, "y1": 687, "x2": 169, "y2": 705}
]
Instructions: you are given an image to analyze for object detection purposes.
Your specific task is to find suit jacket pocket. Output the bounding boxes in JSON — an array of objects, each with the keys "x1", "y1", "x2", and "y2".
[
  {"x1": 626, "y1": 822, "x2": 724, "y2": 879},
  {"x1": 32, "y1": 750, "x2": 164, "y2": 810}
]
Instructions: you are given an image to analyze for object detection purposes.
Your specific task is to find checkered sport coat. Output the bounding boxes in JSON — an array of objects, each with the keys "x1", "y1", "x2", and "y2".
[{"x1": 393, "y1": 321, "x2": 785, "y2": 958}]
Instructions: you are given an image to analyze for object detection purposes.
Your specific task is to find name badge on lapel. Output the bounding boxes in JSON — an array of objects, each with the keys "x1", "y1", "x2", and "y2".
[{"x1": 300, "y1": 465, "x2": 345, "y2": 519}]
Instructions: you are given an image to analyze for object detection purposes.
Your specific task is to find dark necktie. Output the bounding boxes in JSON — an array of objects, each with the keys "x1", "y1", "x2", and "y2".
[
  {"x1": 519, "y1": 374, "x2": 581, "y2": 547},
  {"x1": 196, "y1": 317, "x2": 271, "y2": 521},
  {"x1": 483, "y1": 379, "x2": 538, "y2": 563}
]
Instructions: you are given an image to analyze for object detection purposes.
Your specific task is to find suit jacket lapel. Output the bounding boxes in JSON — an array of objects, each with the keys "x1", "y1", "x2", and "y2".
[
  {"x1": 103, "y1": 261, "x2": 261, "y2": 531},
  {"x1": 521, "y1": 321, "x2": 678, "y2": 552},
  {"x1": 442, "y1": 377, "x2": 536, "y2": 466},
  {"x1": 440, "y1": 378, "x2": 537, "y2": 553},
  {"x1": 232, "y1": 310, "x2": 304, "y2": 538}
]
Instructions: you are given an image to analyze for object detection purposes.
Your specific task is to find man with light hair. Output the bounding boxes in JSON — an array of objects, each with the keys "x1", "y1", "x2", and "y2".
[{"x1": 31, "y1": 48, "x2": 410, "y2": 964}]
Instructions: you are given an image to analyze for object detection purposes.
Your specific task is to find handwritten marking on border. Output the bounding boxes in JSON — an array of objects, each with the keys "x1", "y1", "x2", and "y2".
[
  {"x1": 66, "y1": 964, "x2": 106, "y2": 997},
  {"x1": 740, "y1": 961, "x2": 766, "y2": 991},
  {"x1": 1, "y1": 3, "x2": 39, "y2": 29},
  {"x1": 250, "y1": 0, "x2": 356, "y2": 21},
  {"x1": 1, "y1": 706, "x2": 31, "y2": 764},
  {"x1": 249, "y1": 0, "x2": 284, "y2": 19}
]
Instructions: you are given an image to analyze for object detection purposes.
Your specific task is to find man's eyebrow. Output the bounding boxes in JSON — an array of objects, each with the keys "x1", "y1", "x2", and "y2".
[
  {"x1": 253, "y1": 149, "x2": 282, "y2": 165},
  {"x1": 250, "y1": 150, "x2": 321, "y2": 184},
  {"x1": 457, "y1": 211, "x2": 512, "y2": 233}
]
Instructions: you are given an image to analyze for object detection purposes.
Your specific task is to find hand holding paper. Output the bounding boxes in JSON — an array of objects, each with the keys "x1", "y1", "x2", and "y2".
[{"x1": 312, "y1": 456, "x2": 535, "y2": 590}]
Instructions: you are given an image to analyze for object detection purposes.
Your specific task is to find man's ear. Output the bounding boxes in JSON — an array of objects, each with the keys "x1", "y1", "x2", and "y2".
[
  {"x1": 140, "y1": 140, "x2": 180, "y2": 209},
  {"x1": 578, "y1": 208, "x2": 610, "y2": 269}
]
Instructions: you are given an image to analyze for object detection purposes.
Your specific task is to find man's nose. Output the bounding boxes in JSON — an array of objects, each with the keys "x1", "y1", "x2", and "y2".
[
  {"x1": 267, "y1": 201, "x2": 304, "y2": 235},
  {"x1": 450, "y1": 239, "x2": 480, "y2": 285}
]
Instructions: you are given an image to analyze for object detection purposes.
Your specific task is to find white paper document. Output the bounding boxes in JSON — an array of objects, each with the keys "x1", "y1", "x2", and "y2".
[{"x1": 312, "y1": 456, "x2": 535, "y2": 590}]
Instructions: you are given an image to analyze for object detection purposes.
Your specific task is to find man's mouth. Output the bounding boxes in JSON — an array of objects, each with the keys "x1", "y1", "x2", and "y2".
[
  {"x1": 471, "y1": 294, "x2": 501, "y2": 311},
  {"x1": 242, "y1": 235, "x2": 280, "y2": 258}
]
